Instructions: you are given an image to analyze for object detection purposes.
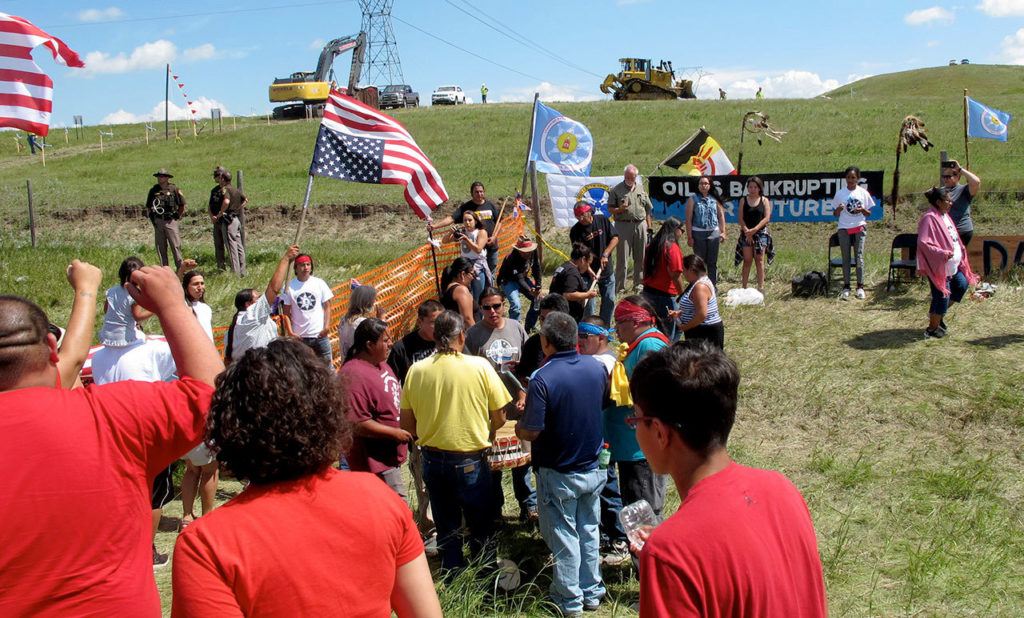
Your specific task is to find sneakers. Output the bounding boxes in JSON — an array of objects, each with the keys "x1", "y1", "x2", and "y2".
[
  {"x1": 519, "y1": 507, "x2": 539, "y2": 524},
  {"x1": 423, "y1": 532, "x2": 438, "y2": 558},
  {"x1": 940, "y1": 319, "x2": 948, "y2": 333},
  {"x1": 152, "y1": 545, "x2": 169, "y2": 570},
  {"x1": 583, "y1": 599, "x2": 602, "y2": 612},
  {"x1": 840, "y1": 288, "x2": 850, "y2": 300},
  {"x1": 924, "y1": 328, "x2": 946, "y2": 339},
  {"x1": 855, "y1": 288, "x2": 866, "y2": 300},
  {"x1": 601, "y1": 540, "x2": 631, "y2": 565}
]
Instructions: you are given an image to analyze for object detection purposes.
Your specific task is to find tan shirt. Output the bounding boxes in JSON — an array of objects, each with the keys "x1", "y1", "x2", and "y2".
[{"x1": 608, "y1": 180, "x2": 652, "y2": 222}]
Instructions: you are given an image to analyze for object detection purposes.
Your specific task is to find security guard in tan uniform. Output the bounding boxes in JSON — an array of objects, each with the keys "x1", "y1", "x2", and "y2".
[{"x1": 145, "y1": 168, "x2": 186, "y2": 268}]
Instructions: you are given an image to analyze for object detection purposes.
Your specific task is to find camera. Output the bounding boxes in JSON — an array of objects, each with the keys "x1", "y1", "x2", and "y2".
[{"x1": 452, "y1": 225, "x2": 467, "y2": 239}]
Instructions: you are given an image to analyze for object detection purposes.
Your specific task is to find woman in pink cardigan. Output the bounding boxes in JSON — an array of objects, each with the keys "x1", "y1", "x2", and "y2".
[{"x1": 917, "y1": 187, "x2": 979, "y2": 338}]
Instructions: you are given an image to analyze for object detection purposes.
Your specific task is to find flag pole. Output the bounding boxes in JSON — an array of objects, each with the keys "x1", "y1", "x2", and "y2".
[
  {"x1": 426, "y1": 225, "x2": 442, "y2": 297},
  {"x1": 294, "y1": 174, "x2": 315, "y2": 244},
  {"x1": 521, "y1": 93, "x2": 539, "y2": 197},
  {"x1": 962, "y1": 89, "x2": 971, "y2": 170},
  {"x1": 490, "y1": 196, "x2": 510, "y2": 240},
  {"x1": 39, "y1": 137, "x2": 45, "y2": 167},
  {"x1": 738, "y1": 114, "x2": 749, "y2": 174},
  {"x1": 165, "y1": 64, "x2": 170, "y2": 141},
  {"x1": 529, "y1": 161, "x2": 543, "y2": 267}
]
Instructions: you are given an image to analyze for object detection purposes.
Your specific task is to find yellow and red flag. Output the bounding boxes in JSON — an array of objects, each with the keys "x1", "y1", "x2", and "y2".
[{"x1": 659, "y1": 128, "x2": 737, "y2": 176}]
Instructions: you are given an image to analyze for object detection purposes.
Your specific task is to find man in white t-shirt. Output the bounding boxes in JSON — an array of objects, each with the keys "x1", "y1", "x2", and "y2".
[
  {"x1": 282, "y1": 253, "x2": 335, "y2": 365},
  {"x1": 831, "y1": 166, "x2": 875, "y2": 300},
  {"x1": 224, "y1": 245, "x2": 300, "y2": 363}
]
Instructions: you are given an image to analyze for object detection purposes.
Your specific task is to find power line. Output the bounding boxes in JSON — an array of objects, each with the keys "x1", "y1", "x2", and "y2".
[
  {"x1": 389, "y1": 14, "x2": 545, "y2": 82},
  {"x1": 42, "y1": 1, "x2": 356, "y2": 29},
  {"x1": 443, "y1": 0, "x2": 603, "y2": 80}
]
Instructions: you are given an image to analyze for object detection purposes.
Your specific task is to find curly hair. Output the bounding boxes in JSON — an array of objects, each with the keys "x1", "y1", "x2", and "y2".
[{"x1": 206, "y1": 338, "x2": 352, "y2": 484}]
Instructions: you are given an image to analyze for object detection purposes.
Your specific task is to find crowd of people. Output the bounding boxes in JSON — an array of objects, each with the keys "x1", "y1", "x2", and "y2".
[{"x1": 0, "y1": 164, "x2": 985, "y2": 616}]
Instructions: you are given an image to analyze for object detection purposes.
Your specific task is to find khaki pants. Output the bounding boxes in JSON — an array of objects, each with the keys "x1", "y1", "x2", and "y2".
[
  {"x1": 215, "y1": 216, "x2": 246, "y2": 276},
  {"x1": 615, "y1": 219, "x2": 647, "y2": 293},
  {"x1": 152, "y1": 218, "x2": 182, "y2": 268}
]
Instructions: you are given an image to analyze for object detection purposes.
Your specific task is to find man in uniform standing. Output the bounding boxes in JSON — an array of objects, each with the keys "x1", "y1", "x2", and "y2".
[
  {"x1": 146, "y1": 169, "x2": 186, "y2": 268},
  {"x1": 608, "y1": 164, "x2": 653, "y2": 294},
  {"x1": 210, "y1": 167, "x2": 248, "y2": 277},
  {"x1": 429, "y1": 181, "x2": 500, "y2": 276}
]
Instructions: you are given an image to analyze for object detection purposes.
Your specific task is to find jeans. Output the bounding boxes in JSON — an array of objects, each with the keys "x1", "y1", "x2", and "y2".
[
  {"x1": 929, "y1": 271, "x2": 968, "y2": 316},
  {"x1": 470, "y1": 269, "x2": 486, "y2": 305},
  {"x1": 692, "y1": 230, "x2": 721, "y2": 285},
  {"x1": 838, "y1": 229, "x2": 866, "y2": 288},
  {"x1": 492, "y1": 466, "x2": 537, "y2": 518},
  {"x1": 600, "y1": 465, "x2": 628, "y2": 545},
  {"x1": 536, "y1": 466, "x2": 606, "y2": 614},
  {"x1": 641, "y1": 287, "x2": 678, "y2": 339},
  {"x1": 301, "y1": 336, "x2": 333, "y2": 366},
  {"x1": 584, "y1": 273, "x2": 617, "y2": 325},
  {"x1": 502, "y1": 281, "x2": 540, "y2": 332},
  {"x1": 421, "y1": 449, "x2": 495, "y2": 572},
  {"x1": 487, "y1": 244, "x2": 499, "y2": 279}
]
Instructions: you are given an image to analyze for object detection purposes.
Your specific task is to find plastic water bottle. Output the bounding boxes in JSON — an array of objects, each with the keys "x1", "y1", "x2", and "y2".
[
  {"x1": 597, "y1": 442, "x2": 611, "y2": 469},
  {"x1": 619, "y1": 499, "x2": 660, "y2": 550}
]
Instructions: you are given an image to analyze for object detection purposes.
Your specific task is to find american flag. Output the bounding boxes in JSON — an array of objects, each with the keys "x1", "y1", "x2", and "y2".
[
  {"x1": 512, "y1": 191, "x2": 531, "y2": 219},
  {"x1": 0, "y1": 13, "x2": 84, "y2": 136},
  {"x1": 310, "y1": 89, "x2": 448, "y2": 219}
]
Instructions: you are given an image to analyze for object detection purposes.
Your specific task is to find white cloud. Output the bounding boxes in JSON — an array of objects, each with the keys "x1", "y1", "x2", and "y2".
[
  {"x1": 905, "y1": 7, "x2": 955, "y2": 25},
  {"x1": 101, "y1": 96, "x2": 230, "y2": 125},
  {"x1": 78, "y1": 7, "x2": 123, "y2": 22},
  {"x1": 695, "y1": 69, "x2": 844, "y2": 99},
  {"x1": 977, "y1": 0, "x2": 1024, "y2": 16},
  {"x1": 81, "y1": 40, "x2": 176, "y2": 75},
  {"x1": 309, "y1": 38, "x2": 326, "y2": 51},
  {"x1": 497, "y1": 81, "x2": 603, "y2": 103},
  {"x1": 1000, "y1": 27, "x2": 1024, "y2": 63},
  {"x1": 183, "y1": 43, "x2": 216, "y2": 61},
  {"x1": 927, "y1": 39, "x2": 942, "y2": 47}
]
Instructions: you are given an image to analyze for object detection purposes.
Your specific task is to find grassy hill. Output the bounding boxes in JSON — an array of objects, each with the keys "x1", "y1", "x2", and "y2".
[{"x1": 1, "y1": 64, "x2": 1023, "y2": 217}]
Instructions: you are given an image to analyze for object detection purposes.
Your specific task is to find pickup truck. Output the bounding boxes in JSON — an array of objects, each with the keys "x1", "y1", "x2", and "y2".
[{"x1": 379, "y1": 84, "x2": 419, "y2": 109}]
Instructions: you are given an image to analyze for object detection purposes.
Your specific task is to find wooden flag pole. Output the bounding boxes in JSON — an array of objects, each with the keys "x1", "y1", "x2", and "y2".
[
  {"x1": 294, "y1": 174, "x2": 315, "y2": 244},
  {"x1": 490, "y1": 196, "x2": 511, "y2": 240},
  {"x1": 962, "y1": 89, "x2": 971, "y2": 170},
  {"x1": 40, "y1": 139, "x2": 44, "y2": 167},
  {"x1": 165, "y1": 64, "x2": 170, "y2": 140},
  {"x1": 426, "y1": 225, "x2": 442, "y2": 297},
  {"x1": 529, "y1": 161, "x2": 543, "y2": 267},
  {"x1": 520, "y1": 92, "x2": 540, "y2": 197},
  {"x1": 737, "y1": 113, "x2": 750, "y2": 174}
]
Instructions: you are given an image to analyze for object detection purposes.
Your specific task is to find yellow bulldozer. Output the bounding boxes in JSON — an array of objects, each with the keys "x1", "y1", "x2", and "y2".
[{"x1": 600, "y1": 58, "x2": 696, "y2": 100}]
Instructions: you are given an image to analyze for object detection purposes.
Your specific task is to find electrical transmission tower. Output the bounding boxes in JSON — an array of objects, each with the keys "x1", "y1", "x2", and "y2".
[{"x1": 359, "y1": 0, "x2": 405, "y2": 87}]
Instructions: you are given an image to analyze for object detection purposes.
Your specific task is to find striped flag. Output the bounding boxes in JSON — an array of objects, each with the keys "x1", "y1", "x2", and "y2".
[
  {"x1": 512, "y1": 191, "x2": 530, "y2": 218},
  {"x1": 0, "y1": 13, "x2": 84, "y2": 136},
  {"x1": 659, "y1": 127, "x2": 737, "y2": 176},
  {"x1": 310, "y1": 89, "x2": 448, "y2": 219}
]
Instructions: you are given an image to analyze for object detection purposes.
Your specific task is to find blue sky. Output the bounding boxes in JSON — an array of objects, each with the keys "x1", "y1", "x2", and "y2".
[{"x1": 19, "y1": 0, "x2": 1024, "y2": 125}]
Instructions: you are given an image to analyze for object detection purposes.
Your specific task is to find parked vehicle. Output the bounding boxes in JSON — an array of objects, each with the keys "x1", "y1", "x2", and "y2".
[
  {"x1": 380, "y1": 84, "x2": 419, "y2": 109},
  {"x1": 431, "y1": 85, "x2": 467, "y2": 105}
]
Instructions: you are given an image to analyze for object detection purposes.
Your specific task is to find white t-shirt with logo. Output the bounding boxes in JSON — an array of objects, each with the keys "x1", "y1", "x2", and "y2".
[
  {"x1": 284, "y1": 276, "x2": 334, "y2": 337},
  {"x1": 831, "y1": 185, "x2": 875, "y2": 230},
  {"x1": 942, "y1": 212, "x2": 962, "y2": 276}
]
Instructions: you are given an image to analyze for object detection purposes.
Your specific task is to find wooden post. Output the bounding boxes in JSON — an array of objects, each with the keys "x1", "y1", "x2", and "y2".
[
  {"x1": 26, "y1": 180, "x2": 35, "y2": 247},
  {"x1": 99, "y1": 132, "x2": 103, "y2": 153},
  {"x1": 267, "y1": 113, "x2": 271, "y2": 126},
  {"x1": 39, "y1": 140, "x2": 44, "y2": 167},
  {"x1": 737, "y1": 115, "x2": 751, "y2": 174},
  {"x1": 962, "y1": 89, "x2": 971, "y2": 170},
  {"x1": 529, "y1": 161, "x2": 543, "y2": 267},
  {"x1": 232, "y1": 116, "x2": 236, "y2": 131},
  {"x1": 165, "y1": 64, "x2": 170, "y2": 140},
  {"x1": 237, "y1": 169, "x2": 247, "y2": 247},
  {"x1": 520, "y1": 93, "x2": 539, "y2": 197},
  {"x1": 145, "y1": 126, "x2": 149, "y2": 146}
]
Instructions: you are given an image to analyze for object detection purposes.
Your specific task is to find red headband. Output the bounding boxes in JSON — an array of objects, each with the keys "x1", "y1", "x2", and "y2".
[
  {"x1": 614, "y1": 299, "x2": 653, "y2": 324},
  {"x1": 294, "y1": 255, "x2": 312, "y2": 265}
]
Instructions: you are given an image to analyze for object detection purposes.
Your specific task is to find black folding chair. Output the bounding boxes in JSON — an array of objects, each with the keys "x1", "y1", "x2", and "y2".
[
  {"x1": 826, "y1": 232, "x2": 843, "y2": 291},
  {"x1": 887, "y1": 233, "x2": 918, "y2": 290}
]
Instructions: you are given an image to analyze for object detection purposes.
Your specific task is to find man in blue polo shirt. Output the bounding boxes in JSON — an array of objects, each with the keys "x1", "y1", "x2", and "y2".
[{"x1": 517, "y1": 312, "x2": 609, "y2": 617}]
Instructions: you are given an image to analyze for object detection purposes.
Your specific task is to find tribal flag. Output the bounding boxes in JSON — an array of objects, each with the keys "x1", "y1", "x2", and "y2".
[
  {"x1": 0, "y1": 13, "x2": 84, "y2": 136},
  {"x1": 528, "y1": 99, "x2": 593, "y2": 176},
  {"x1": 511, "y1": 191, "x2": 530, "y2": 219},
  {"x1": 310, "y1": 89, "x2": 448, "y2": 219},
  {"x1": 659, "y1": 128, "x2": 737, "y2": 176},
  {"x1": 966, "y1": 96, "x2": 1011, "y2": 142}
]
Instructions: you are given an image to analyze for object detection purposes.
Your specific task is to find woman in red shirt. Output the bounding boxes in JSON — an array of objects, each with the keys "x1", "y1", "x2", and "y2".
[{"x1": 641, "y1": 216, "x2": 685, "y2": 337}]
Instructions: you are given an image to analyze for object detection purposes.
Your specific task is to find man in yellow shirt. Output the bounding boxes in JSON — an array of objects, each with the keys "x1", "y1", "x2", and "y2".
[{"x1": 400, "y1": 310, "x2": 510, "y2": 572}]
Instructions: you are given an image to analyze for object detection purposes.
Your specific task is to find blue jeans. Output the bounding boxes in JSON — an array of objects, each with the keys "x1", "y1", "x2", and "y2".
[
  {"x1": 470, "y1": 269, "x2": 487, "y2": 305},
  {"x1": 421, "y1": 449, "x2": 495, "y2": 572},
  {"x1": 584, "y1": 273, "x2": 616, "y2": 325},
  {"x1": 600, "y1": 465, "x2": 628, "y2": 545},
  {"x1": 301, "y1": 336, "x2": 333, "y2": 365},
  {"x1": 536, "y1": 466, "x2": 606, "y2": 614},
  {"x1": 929, "y1": 271, "x2": 968, "y2": 316},
  {"x1": 502, "y1": 281, "x2": 540, "y2": 332},
  {"x1": 692, "y1": 230, "x2": 721, "y2": 285},
  {"x1": 641, "y1": 287, "x2": 678, "y2": 340},
  {"x1": 492, "y1": 466, "x2": 537, "y2": 517}
]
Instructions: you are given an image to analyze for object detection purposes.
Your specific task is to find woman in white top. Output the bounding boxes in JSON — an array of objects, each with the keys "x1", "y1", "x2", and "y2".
[
  {"x1": 98, "y1": 256, "x2": 151, "y2": 347},
  {"x1": 338, "y1": 283, "x2": 383, "y2": 360},
  {"x1": 831, "y1": 166, "x2": 875, "y2": 300},
  {"x1": 182, "y1": 270, "x2": 214, "y2": 341},
  {"x1": 445, "y1": 210, "x2": 490, "y2": 303}
]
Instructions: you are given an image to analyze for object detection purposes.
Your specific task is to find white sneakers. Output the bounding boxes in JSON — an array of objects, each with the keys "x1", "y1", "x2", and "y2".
[
  {"x1": 840, "y1": 288, "x2": 866, "y2": 300},
  {"x1": 855, "y1": 288, "x2": 866, "y2": 300}
]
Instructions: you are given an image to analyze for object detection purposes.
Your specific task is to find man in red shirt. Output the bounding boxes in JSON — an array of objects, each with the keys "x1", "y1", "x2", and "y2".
[
  {"x1": 0, "y1": 262, "x2": 223, "y2": 617},
  {"x1": 629, "y1": 342, "x2": 827, "y2": 618}
]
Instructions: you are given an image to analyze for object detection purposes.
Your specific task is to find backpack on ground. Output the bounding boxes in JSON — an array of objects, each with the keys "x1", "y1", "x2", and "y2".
[{"x1": 791, "y1": 271, "x2": 828, "y2": 297}]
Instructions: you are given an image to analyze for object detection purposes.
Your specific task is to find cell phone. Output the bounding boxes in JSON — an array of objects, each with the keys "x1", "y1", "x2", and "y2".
[{"x1": 941, "y1": 161, "x2": 956, "y2": 169}]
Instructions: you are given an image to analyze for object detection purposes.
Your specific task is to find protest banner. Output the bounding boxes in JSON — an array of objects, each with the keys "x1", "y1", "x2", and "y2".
[
  {"x1": 546, "y1": 174, "x2": 624, "y2": 227},
  {"x1": 967, "y1": 235, "x2": 1024, "y2": 277}
]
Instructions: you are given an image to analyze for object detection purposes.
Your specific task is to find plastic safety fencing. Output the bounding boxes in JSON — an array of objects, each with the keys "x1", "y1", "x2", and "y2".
[{"x1": 212, "y1": 217, "x2": 526, "y2": 366}]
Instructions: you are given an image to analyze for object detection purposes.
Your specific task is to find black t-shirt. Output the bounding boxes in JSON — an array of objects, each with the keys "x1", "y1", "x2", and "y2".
[
  {"x1": 515, "y1": 333, "x2": 545, "y2": 385},
  {"x1": 550, "y1": 260, "x2": 588, "y2": 322},
  {"x1": 569, "y1": 215, "x2": 617, "y2": 279},
  {"x1": 386, "y1": 329, "x2": 436, "y2": 385},
  {"x1": 453, "y1": 199, "x2": 497, "y2": 236}
]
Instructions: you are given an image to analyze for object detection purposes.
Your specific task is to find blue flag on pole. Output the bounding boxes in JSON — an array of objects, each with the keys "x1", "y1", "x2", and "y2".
[
  {"x1": 528, "y1": 100, "x2": 593, "y2": 175},
  {"x1": 966, "y1": 96, "x2": 1011, "y2": 142}
]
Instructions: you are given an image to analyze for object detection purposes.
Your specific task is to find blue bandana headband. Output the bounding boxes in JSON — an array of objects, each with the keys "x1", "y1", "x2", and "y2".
[{"x1": 578, "y1": 322, "x2": 609, "y2": 337}]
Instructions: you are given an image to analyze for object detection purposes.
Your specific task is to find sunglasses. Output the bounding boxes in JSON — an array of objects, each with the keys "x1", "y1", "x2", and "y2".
[
  {"x1": 481, "y1": 303, "x2": 503, "y2": 311},
  {"x1": 578, "y1": 333, "x2": 591, "y2": 340},
  {"x1": 941, "y1": 174, "x2": 957, "y2": 179},
  {"x1": 624, "y1": 414, "x2": 655, "y2": 429}
]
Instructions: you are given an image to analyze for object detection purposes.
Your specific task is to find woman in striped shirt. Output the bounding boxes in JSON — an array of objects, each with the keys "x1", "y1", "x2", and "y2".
[{"x1": 671, "y1": 255, "x2": 724, "y2": 349}]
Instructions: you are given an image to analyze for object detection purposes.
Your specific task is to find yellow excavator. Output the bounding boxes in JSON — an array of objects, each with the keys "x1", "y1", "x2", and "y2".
[
  {"x1": 269, "y1": 32, "x2": 367, "y2": 118},
  {"x1": 600, "y1": 58, "x2": 696, "y2": 100}
]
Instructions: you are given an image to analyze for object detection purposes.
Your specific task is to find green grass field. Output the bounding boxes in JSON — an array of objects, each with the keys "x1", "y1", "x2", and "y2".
[{"x1": 1, "y1": 65, "x2": 1023, "y2": 616}]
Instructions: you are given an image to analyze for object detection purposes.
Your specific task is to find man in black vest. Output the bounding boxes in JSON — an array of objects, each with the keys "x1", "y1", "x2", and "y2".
[{"x1": 145, "y1": 168, "x2": 186, "y2": 268}]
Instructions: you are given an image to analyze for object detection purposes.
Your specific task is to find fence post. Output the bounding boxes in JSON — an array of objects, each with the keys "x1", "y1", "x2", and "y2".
[{"x1": 26, "y1": 179, "x2": 36, "y2": 247}]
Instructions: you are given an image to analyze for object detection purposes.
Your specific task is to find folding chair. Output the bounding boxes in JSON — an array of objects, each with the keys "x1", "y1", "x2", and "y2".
[
  {"x1": 886, "y1": 233, "x2": 918, "y2": 290},
  {"x1": 826, "y1": 232, "x2": 843, "y2": 291}
]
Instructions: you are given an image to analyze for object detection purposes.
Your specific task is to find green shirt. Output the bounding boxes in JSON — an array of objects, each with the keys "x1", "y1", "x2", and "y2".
[{"x1": 609, "y1": 180, "x2": 652, "y2": 222}]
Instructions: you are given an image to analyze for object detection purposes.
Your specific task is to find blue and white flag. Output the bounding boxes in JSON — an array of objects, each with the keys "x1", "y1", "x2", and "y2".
[
  {"x1": 966, "y1": 96, "x2": 1012, "y2": 142},
  {"x1": 528, "y1": 100, "x2": 593, "y2": 176}
]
